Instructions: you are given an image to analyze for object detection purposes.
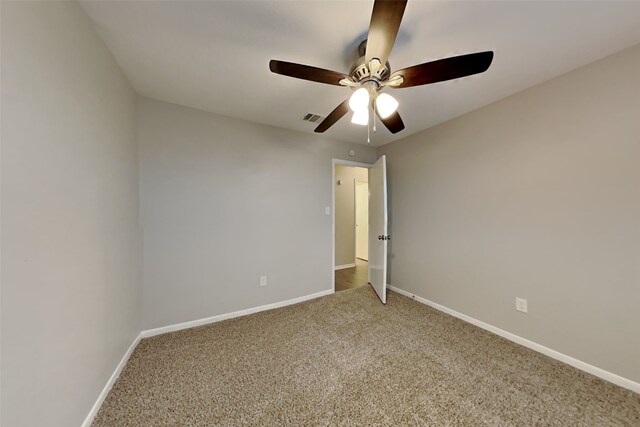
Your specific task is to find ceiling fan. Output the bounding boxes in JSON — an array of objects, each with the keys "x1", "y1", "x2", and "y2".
[{"x1": 269, "y1": 0, "x2": 493, "y2": 136}]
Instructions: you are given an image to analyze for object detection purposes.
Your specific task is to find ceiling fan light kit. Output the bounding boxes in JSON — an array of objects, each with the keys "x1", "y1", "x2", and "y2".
[
  {"x1": 351, "y1": 108, "x2": 369, "y2": 126},
  {"x1": 349, "y1": 88, "x2": 370, "y2": 113},
  {"x1": 375, "y1": 93, "x2": 399, "y2": 119},
  {"x1": 269, "y1": 0, "x2": 494, "y2": 138}
]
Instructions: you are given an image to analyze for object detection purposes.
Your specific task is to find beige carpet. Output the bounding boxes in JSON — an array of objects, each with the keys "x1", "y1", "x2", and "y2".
[{"x1": 93, "y1": 287, "x2": 640, "y2": 426}]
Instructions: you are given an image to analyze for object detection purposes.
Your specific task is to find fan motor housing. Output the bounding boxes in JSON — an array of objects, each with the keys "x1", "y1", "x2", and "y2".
[{"x1": 349, "y1": 39, "x2": 391, "y2": 83}]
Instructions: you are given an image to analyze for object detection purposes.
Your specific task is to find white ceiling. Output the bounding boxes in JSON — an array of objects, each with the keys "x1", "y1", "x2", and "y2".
[{"x1": 80, "y1": 1, "x2": 640, "y2": 146}]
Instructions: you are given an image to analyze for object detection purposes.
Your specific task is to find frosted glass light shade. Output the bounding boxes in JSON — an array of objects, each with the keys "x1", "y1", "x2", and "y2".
[
  {"x1": 375, "y1": 93, "x2": 399, "y2": 118},
  {"x1": 349, "y1": 88, "x2": 370, "y2": 112},
  {"x1": 351, "y1": 108, "x2": 369, "y2": 126}
]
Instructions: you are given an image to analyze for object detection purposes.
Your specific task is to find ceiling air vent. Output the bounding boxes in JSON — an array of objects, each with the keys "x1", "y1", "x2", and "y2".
[{"x1": 302, "y1": 113, "x2": 324, "y2": 124}]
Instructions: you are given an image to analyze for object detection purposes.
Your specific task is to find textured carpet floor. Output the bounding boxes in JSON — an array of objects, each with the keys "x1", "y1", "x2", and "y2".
[{"x1": 93, "y1": 287, "x2": 640, "y2": 426}]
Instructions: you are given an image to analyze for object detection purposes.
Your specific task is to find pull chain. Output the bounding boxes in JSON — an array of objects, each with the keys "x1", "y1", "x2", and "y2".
[
  {"x1": 367, "y1": 103, "x2": 376, "y2": 145},
  {"x1": 373, "y1": 103, "x2": 377, "y2": 133}
]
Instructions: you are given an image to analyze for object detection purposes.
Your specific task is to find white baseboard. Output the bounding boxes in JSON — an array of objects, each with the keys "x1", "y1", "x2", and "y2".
[
  {"x1": 388, "y1": 285, "x2": 640, "y2": 394},
  {"x1": 83, "y1": 288, "x2": 334, "y2": 425},
  {"x1": 140, "y1": 289, "x2": 333, "y2": 338},
  {"x1": 334, "y1": 263, "x2": 356, "y2": 270},
  {"x1": 81, "y1": 333, "x2": 142, "y2": 427}
]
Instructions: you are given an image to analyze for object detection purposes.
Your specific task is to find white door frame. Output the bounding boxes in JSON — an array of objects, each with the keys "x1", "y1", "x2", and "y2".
[{"x1": 331, "y1": 159, "x2": 373, "y2": 293}]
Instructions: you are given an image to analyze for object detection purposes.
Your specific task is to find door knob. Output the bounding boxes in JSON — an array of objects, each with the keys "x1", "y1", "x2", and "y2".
[{"x1": 378, "y1": 235, "x2": 383, "y2": 240}]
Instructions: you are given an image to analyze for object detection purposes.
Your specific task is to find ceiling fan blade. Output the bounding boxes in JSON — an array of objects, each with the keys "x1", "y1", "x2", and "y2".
[
  {"x1": 314, "y1": 99, "x2": 350, "y2": 133},
  {"x1": 390, "y1": 51, "x2": 494, "y2": 88},
  {"x1": 270, "y1": 60, "x2": 347, "y2": 86},
  {"x1": 365, "y1": 0, "x2": 408, "y2": 67},
  {"x1": 376, "y1": 109, "x2": 405, "y2": 134}
]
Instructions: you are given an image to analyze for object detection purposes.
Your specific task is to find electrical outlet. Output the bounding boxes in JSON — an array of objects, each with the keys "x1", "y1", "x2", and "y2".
[
  {"x1": 325, "y1": 207, "x2": 331, "y2": 216},
  {"x1": 515, "y1": 297, "x2": 528, "y2": 313},
  {"x1": 260, "y1": 276, "x2": 267, "y2": 287}
]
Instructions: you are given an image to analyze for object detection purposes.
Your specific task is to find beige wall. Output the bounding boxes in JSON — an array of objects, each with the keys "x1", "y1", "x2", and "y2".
[
  {"x1": 1, "y1": 2, "x2": 142, "y2": 426},
  {"x1": 335, "y1": 166, "x2": 368, "y2": 267},
  {"x1": 138, "y1": 98, "x2": 376, "y2": 329},
  {"x1": 378, "y1": 44, "x2": 640, "y2": 382}
]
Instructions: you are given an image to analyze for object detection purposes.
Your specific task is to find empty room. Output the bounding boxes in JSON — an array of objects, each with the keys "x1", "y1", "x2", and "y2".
[{"x1": 1, "y1": 1, "x2": 639, "y2": 426}]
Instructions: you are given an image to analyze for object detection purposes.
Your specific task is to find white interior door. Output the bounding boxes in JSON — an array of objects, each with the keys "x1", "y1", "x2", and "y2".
[
  {"x1": 355, "y1": 180, "x2": 369, "y2": 261},
  {"x1": 368, "y1": 155, "x2": 388, "y2": 304}
]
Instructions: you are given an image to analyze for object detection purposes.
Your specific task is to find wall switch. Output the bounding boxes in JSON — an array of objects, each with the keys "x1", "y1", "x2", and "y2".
[
  {"x1": 516, "y1": 297, "x2": 528, "y2": 313},
  {"x1": 325, "y1": 207, "x2": 331, "y2": 216},
  {"x1": 260, "y1": 276, "x2": 267, "y2": 287}
]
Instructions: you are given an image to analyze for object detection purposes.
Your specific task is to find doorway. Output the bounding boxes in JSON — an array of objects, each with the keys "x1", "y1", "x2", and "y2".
[
  {"x1": 331, "y1": 156, "x2": 388, "y2": 302},
  {"x1": 333, "y1": 163, "x2": 369, "y2": 292}
]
